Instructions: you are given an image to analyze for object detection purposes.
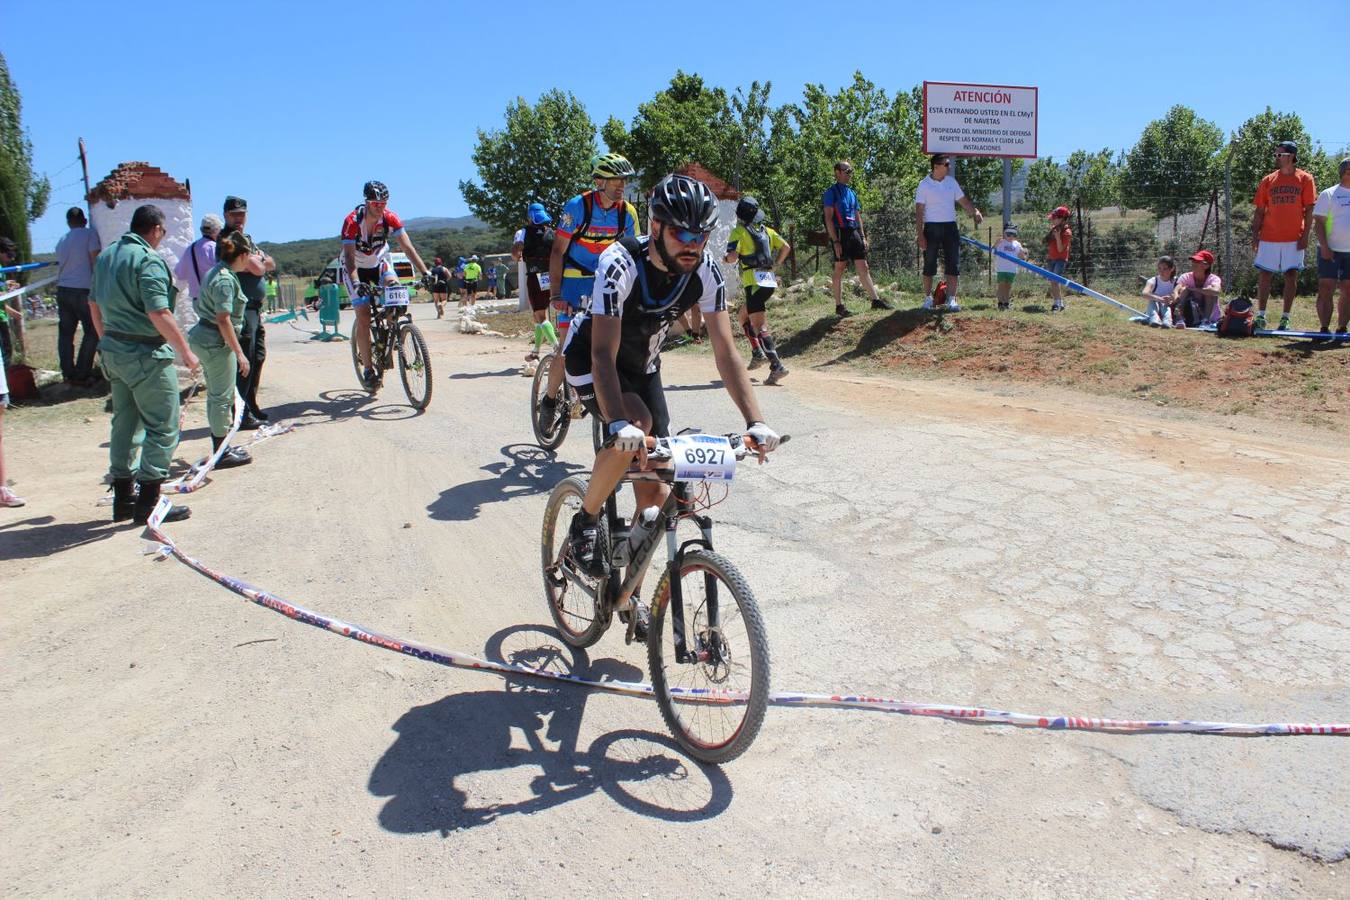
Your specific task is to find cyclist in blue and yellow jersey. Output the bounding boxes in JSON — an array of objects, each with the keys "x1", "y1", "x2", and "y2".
[{"x1": 538, "y1": 153, "x2": 639, "y2": 426}]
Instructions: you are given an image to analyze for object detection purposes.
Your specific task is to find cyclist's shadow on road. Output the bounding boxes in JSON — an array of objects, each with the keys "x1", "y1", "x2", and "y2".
[
  {"x1": 368, "y1": 625, "x2": 733, "y2": 835},
  {"x1": 426, "y1": 444, "x2": 586, "y2": 522}
]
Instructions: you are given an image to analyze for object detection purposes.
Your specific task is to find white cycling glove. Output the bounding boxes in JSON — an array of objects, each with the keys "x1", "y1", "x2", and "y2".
[
  {"x1": 608, "y1": 419, "x2": 646, "y2": 453},
  {"x1": 746, "y1": 421, "x2": 780, "y2": 452}
]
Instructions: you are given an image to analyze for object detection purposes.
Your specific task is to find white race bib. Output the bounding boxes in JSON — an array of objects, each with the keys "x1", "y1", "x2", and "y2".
[
  {"x1": 537, "y1": 272, "x2": 551, "y2": 290},
  {"x1": 669, "y1": 434, "x2": 736, "y2": 483},
  {"x1": 753, "y1": 269, "x2": 777, "y2": 288},
  {"x1": 382, "y1": 285, "x2": 410, "y2": 307}
]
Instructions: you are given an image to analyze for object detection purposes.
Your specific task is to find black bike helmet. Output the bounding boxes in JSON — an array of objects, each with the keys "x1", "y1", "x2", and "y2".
[
  {"x1": 649, "y1": 174, "x2": 719, "y2": 233},
  {"x1": 363, "y1": 180, "x2": 389, "y2": 202},
  {"x1": 735, "y1": 196, "x2": 761, "y2": 225}
]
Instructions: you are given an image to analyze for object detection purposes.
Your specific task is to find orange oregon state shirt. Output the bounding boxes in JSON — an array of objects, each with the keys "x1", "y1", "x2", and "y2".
[{"x1": 1254, "y1": 169, "x2": 1317, "y2": 242}]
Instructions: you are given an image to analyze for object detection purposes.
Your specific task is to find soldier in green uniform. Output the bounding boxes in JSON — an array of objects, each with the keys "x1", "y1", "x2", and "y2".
[
  {"x1": 187, "y1": 230, "x2": 255, "y2": 469},
  {"x1": 89, "y1": 205, "x2": 200, "y2": 525},
  {"x1": 219, "y1": 196, "x2": 275, "y2": 429}
]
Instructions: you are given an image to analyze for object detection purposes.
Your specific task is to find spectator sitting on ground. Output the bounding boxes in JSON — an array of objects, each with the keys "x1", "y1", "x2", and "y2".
[
  {"x1": 1139, "y1": 256, "x2": 1178, "y2": 327},
  {"x1": 1174, "y1": 250, "x2": 1222, "y2": 327}
]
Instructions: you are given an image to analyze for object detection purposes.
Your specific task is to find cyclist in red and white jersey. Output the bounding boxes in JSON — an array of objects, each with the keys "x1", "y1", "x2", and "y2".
[{"x1": 342, "y1": 180, "x2": 429, "y2": 388}]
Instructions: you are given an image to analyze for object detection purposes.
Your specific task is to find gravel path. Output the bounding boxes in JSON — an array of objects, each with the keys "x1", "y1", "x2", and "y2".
[{"x1": 3, "y1": 309, "x2": 1346, "y2": 897}]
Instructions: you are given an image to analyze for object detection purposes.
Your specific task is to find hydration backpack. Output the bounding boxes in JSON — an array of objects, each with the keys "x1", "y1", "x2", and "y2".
[
  {"x1": 738, "y1": 223, "x2": 775, "y2": 270},
  {"x1": 1217, "y1": 296, "x2": 1255, "y2": 338},
  {"x1": 520, "y1": 222, "x2": 555, "y2": 265}
]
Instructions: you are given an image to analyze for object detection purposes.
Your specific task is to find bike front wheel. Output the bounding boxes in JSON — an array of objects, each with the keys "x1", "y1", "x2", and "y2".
[
  {"x1": 350, "y1": 323, "x2": 369, "y2": 390},
  {"x1": 647, "y1": 549, "x2": 770, "y2": 765},
  {"x1": 541, "y1": 476, "x2": 610, "y2": 647},
  {"x1": 396, "y1": 322, "x2": 433, "y2": 409},
  {"x1": 531, "y1": 353, "x2": 571, "y2": 450}
]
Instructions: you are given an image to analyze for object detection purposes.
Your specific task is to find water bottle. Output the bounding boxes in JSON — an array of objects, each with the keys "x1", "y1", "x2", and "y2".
[{"x1": 614, "y1": 506, "x2": 659, "y2": 568}]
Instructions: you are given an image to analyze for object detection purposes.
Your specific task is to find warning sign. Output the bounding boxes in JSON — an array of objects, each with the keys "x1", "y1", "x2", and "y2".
[{"x1": 922, "y1": 81, "x2": 1038, "y2": 159}]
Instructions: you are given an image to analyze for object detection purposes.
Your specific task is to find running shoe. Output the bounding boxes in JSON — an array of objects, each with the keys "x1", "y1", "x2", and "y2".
[
  {"x1": 567, "y1": 512, "x2": 606, "y2": 578},
  {"x1": 1254, "y1": 313, "x2": 1267, "y2": 330},
  {"x1": 362, "y1": 367, "x2": 378, "y2": 390},
  {"x1": 921, "y1": 296, "x2": 935, "y2": 310},
  {"x1": 871, "y1": 298, "x2": 895, "y2": 310},
  {"x1": 945, "y1": 299, "x2": 961, "y2": 312},
  {"x1": 765, "y1": 366, "x2": 789, "y2": 386},
  {"x1": 1051, "y1": 302, "x2": 1065, "y2": 313},
  {"x1": 1277, "y1": 315, "x2": 1291, "y2": 331},
  {"x1": 0, "y1": 486, "x2": 25, "y2": 508},
  {"x1": 747, "y1": 355, "x2": 767, "y2": 371},
  {"x1": 835, "y1": 305, "x2": 853, "y2": 318}
]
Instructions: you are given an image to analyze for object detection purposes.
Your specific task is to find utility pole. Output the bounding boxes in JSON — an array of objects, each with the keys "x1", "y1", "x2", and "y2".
[
  {"x1": 1001, "y1": 157, "x2": 1013, "y2": 229},
  {"x1": 1223, "y1": 140, "x2": 1234, "y2": 283},
  {"x1": 78, "y1": 137, "x2": 93, "y2": 218}
]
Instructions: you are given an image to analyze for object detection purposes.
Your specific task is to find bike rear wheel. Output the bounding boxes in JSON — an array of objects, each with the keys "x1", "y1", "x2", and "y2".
[
  {"x1": 541, "y1": 476, "x2": 610, "y2": 647},
  {"x1": 531, "y1": 353, "x2": 571, "y2": 450},
  {"x1": 648, "y1": 549, "x2": 769, "y2": 765},
  {"x1": 396, "y1": 322, "x2": 433, "y2": 410}
]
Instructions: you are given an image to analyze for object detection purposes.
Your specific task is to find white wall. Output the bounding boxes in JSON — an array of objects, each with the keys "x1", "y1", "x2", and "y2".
[
  {"x1": 91, "y1": 197, "x2": 197, "y2": 329},
  {"x1": 709, "y1": 198, "x2": 738, "y2": 289}
]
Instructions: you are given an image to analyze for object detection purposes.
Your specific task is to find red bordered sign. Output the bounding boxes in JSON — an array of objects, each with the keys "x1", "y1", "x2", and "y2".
[{"x1": 922, "y1": 81, "x2": 1038, "y2": 159}]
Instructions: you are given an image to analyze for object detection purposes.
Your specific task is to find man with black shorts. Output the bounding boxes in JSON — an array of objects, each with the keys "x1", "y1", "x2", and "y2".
[
  {"x1": 341, "y1": 180, "x2": 430, "y2": 389},
  {"x1": 823, "y1": 159, "x2": 892, "y2": 317},
  {"x1": 915, "y1": 154, "x2": 984, "y2": 312},
  {"x1": 562, "y1": 174, "x2": 781, "y2": 594},
  {"x1": 512, "y1": 202, "x2": 558, "y2": 361},
  {"x1": 429, "y1": 257, "x2": 451, "y2": 318}
]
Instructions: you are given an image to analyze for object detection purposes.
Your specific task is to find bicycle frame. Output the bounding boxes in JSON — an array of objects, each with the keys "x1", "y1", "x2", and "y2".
[{"x1": 603, "y1": 473, "x2": 718, "y2": 663}]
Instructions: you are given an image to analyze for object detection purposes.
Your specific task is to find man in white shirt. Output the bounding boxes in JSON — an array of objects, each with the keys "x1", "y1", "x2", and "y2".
[
  {"x1": 1312, "y1": 157, "x2": 1350, "y2": 335},
  {"x1": 914, "y1": 155, "x2": 983, "y2": 311},
  {"x1": 53, "y1": 207, "x2": 103, "y2": 385}
]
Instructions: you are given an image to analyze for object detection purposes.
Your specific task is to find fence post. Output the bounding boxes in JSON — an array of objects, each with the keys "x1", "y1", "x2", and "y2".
[{"x1": 988, "y1": 226, "x2": 993, "y2": 285}]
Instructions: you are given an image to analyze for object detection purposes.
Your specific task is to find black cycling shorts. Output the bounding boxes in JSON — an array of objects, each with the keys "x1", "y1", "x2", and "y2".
[
  {"x1": 743, "y1": 285, "x2": 775, "y2": 315},
  {"x1": 565, "y1": 360, "x2": 671, "y2": 439},
  {"x1": 922, "y1": 221, "x2": 961, "y2": 277},
  {"x1": 835, "y1": 229, "x2": 867, "y2": 262},
  {"x1": 462, "y1": 280, "x2": 479, "y2": 293}
]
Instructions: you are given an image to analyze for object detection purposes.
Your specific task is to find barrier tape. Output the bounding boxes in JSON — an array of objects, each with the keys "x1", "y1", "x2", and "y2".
[
  {"x1": 0, "y1": 261, "x2": 55, "y2": 274},
  {"x1": 961, "y1": 235, "x2": 1146, "y2": 318},
  {"x1": 143, "y1": 498, "x2": 1348, "y2": 737},
  {"x1": 0, "y1": 274, "x2": 58, "y2": 304}
]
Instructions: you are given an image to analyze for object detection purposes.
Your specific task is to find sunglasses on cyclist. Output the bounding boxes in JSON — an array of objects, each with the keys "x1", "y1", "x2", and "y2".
[{"x1": 666, "y1": 225, "x2": 711, "y2": 245}]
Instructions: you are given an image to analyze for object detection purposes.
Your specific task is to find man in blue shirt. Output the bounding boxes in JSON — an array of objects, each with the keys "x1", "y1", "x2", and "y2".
[
  {"x1": 822, "y1": 160, "x2": 892, "y2": 316},
  {"x1": 54, "y1": 207, "x2": 103, "y2": 385}
]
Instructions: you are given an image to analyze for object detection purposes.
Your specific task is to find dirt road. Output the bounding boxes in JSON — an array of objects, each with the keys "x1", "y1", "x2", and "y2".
[{"x1": 3, "y1": 309, "x2": 1347, "y2": 897}]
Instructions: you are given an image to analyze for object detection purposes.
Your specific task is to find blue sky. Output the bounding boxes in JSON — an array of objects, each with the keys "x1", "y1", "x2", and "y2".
[{"x1": 8, "y1": 0, "x2": 1348, "y2": 252}]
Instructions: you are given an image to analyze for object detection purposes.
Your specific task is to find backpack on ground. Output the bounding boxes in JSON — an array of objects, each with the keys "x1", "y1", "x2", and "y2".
[
  {"x1": 1217, "y1": 296, "x2": 1255, "y2": 337},
  {"x1": 934, "y1": 280, "x2": 948, "y2": 305}
]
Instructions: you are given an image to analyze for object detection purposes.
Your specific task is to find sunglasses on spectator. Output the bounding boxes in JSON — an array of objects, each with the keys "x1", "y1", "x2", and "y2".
[
  {"x1": 667, "y1": 226, "x2": 711, "y2": 245},
  {"x1": 838, "y1": 167, "x2": 854, "y2": 174},
  {"x1": 1274, "y1": 152, "x2": 1294, "y2": 157}
]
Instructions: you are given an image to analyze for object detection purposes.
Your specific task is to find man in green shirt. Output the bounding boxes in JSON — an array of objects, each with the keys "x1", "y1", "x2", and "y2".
[
  {"x1": 90, "y1": 205, "x2": 199, "y2": 525},
  {"x1": 462, "y1": 255, "x2": 482, "y2": 306}
]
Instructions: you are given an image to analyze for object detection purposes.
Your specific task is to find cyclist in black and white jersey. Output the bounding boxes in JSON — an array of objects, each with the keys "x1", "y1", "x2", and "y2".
[{"x1": 563, "y1": 174, "x2": 781, "y2": 577}]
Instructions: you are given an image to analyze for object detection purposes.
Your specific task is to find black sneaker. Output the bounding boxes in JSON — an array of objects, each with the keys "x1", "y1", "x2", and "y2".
[
  {"x1": 362, "y1": 367, "x2": 378, "y2": 390},
  {"x1": 620, "y1": 603, "x2": 651, "y2": 644},
  {"x1": 568, "y1": 512, "x2": 606, "y2": 577},
  {"x1": 539, "y1": 393, "x2": 562, "y2": 429},
  {"x1": 871, "y1": 298, "x2": 895, "y2": 310},
  {"x1": 835, "y1": 305, "x2": 853, "y2": 318}
]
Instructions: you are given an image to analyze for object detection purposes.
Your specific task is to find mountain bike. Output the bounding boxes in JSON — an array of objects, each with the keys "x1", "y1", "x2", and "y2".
[
  {"x1": 529, "y1": 350, "x2": 603, "y2": 452},
  {"x1": 540, "y1": 432, "x2": 784, "y2": 764},
  {"x1": 350, "y1": 281, "x2": 433, "y2": 410}
]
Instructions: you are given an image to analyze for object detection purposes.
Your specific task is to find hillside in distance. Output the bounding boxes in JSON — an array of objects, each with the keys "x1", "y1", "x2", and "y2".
[
  {"x1": 402, "y1": 215, "x2": 486, "y2": 232},
  {"x1": 258, "y1": 219, "x2": 510, "y2": 277}
]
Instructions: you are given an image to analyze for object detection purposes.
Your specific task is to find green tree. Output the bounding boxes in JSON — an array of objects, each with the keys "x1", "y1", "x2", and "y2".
[
  {"x1": 1226, "y1": 107, "x2": 1331, "y2": 202},
  {"x1": 0, "y1": 51, "x2": 50, "y2": 263},
  {"x1": 602, "y1": 71, "x2": 737, "y2": 194},
  {"x1": 1119, "y1": 105, "x2": 1223, "y2": 231},
  {"x1": 771, "y1": 72, "x2": 926, "y2": 230},
  {"x1": 459, "y1": 90, "x2": 596, "y2": 232}
]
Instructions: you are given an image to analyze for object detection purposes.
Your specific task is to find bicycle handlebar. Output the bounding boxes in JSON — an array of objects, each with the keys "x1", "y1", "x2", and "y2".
[{"x1": 635, "y1": 432, "x2": 791, "y2": 461}]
